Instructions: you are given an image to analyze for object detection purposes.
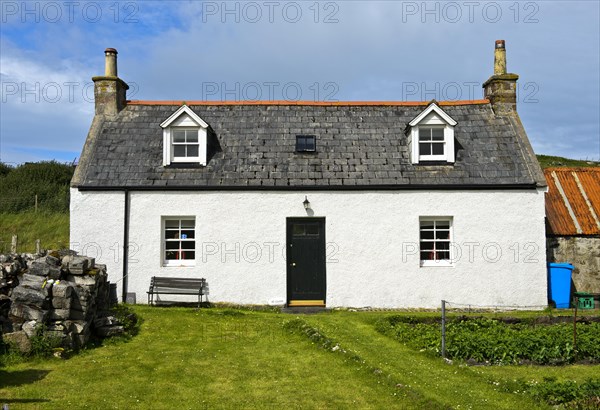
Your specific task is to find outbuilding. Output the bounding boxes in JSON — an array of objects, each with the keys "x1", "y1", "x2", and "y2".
[{"x1": 545, "y1": 167, "x2": 600, "y2": 294}]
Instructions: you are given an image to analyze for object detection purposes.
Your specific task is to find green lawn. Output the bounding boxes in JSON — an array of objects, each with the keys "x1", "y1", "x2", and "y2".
[{"x1": 2, "y1": 307, "x2": 598, "y2": 409}]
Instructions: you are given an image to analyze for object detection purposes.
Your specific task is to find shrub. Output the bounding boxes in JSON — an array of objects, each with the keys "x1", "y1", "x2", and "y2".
[
  {"x1": 109, "y1": 304, "x2": 141, "y2": 340},
  {"x1": 29, "y1": 327, "x2": 64, "y2": 357},
  {"x1": 0, "y1": 161, "x2": 74, "y2": 213}
]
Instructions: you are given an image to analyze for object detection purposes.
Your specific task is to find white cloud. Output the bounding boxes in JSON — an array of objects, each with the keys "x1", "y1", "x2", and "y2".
[{"x1": 0, "y1": 46, "x2": 94, "y2": 161}]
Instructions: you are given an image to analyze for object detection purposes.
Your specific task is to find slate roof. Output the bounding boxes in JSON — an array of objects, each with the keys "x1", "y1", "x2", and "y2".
[
  {"x1": 545, "y1": 168, "x2": 600, "y2": 236},
  {"x1": 72, "y1": 100, "x2": 545, "y2": 189}
]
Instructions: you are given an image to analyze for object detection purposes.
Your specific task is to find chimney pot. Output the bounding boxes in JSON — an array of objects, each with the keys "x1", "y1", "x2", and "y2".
[
  {"x1": 104, "y1": 48, "x2": 118, "y2": 77},
  {"x1": 494, "y1": 39, "x2": 507, "y2": 75}
]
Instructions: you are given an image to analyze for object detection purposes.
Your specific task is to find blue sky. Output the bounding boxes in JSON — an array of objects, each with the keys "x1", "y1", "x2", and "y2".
[{"x1": 1, "y1": 1, "x2": 599, "y2": 164}]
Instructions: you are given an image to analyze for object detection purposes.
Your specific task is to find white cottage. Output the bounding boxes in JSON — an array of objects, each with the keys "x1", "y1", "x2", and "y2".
[{"x1": 71, "y1": 41, "x2": 548, "y2": 308}]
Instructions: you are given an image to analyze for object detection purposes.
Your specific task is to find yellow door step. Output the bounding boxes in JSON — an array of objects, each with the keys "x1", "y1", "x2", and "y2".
[{"x1": 288, "y1": 300, "x2": 325, "y2": 307}]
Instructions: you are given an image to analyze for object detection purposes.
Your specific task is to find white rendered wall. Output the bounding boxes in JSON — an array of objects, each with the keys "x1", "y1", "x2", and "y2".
[
  {"x1": 70, "y1": 188, "x2": 125, "y2": 296},
  {"x1": 71, "y1": 189, "x2": 548, "y2": 308}
]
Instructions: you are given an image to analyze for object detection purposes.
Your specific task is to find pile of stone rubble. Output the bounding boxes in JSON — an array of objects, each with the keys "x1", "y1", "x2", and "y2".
[{"x1": 0, "y1": 251, "x2": 127, "y2": 353}]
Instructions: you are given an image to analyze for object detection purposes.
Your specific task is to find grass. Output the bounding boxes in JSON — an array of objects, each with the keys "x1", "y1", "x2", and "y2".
[
  {"x1": 2, "y1": 307, "x2": 599, "y2": 409},
  {"x1": 536, "y1": 155, "x2": 599, "y2": 169},
  {"x1": 0, "y1": 211, "x2": 69, "y2": 254}
]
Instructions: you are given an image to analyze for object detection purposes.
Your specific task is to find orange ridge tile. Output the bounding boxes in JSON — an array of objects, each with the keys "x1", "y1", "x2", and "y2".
[{"x1": 125, "y1": 99, "x2": 490, "y2": 106}]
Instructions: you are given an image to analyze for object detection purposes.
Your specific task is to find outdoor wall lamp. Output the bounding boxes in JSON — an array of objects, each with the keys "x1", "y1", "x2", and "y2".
[{"x1": 303, "y1": 196, "x2": 311, "y2": 209}]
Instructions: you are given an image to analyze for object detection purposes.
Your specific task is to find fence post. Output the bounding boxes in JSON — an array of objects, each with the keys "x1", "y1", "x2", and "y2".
[
  {"x1": 11, "y1": 235, "x2": 18, "y2": 254},
  {"x1": 441, "y1": 300, "x2": 446, "y2": 358},
  {"x1": 35, "y1": 239, "x2": 41, "y2": 255},
  {"x1": 35, "y1": 194, "x2": 38, "y2": 213},
  {"x1": 573, "y1": 297, "x2": 578, "y2": 361}
]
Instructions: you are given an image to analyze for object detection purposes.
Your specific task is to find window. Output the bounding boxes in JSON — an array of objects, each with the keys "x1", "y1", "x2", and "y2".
[
  {"x1": 292, "y1": 222, "x2": 320, "y2": 236},
  {"x1": 296, "y1": 135, "x2": 316, "y2": 152},
  {"x1": 163, "y1": 218, "x2": 195, "y2": 266},
  {"x1": 408, "y1": 102, "x2": 456, "y2": 164},
  {"x1": 172, "y1": 129, "x2": 199, "y2": 160},
  {"x1": 418, "y1": 126, "x2": 445, "y2": 157},
  {"x1": 419, "y1": 218, "x2": 453, "y2": 266},
  {"x1": 160, "y1": 105, "x2": 209, "y2": 166}
]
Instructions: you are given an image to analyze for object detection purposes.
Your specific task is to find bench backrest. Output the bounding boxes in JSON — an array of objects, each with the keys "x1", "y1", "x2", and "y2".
[{"x1": 151, "y1": 277, "x2": 206, "y2": 290}]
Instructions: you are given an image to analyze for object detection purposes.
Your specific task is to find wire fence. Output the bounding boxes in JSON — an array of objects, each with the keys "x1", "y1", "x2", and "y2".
[
  {"x1": 439, "y1": 299, "x2": 594, "y2": 360},
  {"x1": 0, "y1": 193, "x2": 69, "y2": 213},
  {"x1": 0, "y1": 235, "x2": 45, "y2": 255},
  {"x1": 444, "y1": 300, "x2": 550, "y2": 312}
]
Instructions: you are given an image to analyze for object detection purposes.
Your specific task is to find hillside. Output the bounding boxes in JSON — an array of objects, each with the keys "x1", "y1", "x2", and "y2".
[{"x1": 536, "y1": 155, "x2": 600, "y2": 169}]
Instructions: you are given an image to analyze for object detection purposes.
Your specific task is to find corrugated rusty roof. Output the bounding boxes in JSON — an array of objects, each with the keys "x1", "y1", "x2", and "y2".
[{"x1": 545, "y1": 168, "x2": 600, "y2": 236}]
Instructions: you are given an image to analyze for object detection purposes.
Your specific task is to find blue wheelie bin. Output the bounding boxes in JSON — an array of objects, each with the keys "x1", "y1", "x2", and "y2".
[{"x1": 547, "y1": 263, "x2": 574, "y2": 308}]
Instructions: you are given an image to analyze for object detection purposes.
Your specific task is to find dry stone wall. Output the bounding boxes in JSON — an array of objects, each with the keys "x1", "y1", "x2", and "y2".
[{"x1": 0, "y1": 250, "x2": 124, "y2": 353}]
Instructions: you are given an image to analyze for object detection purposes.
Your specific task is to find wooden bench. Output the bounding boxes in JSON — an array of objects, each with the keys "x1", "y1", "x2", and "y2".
[{"x1": 147, "y1": 277, "x2": 207, "y2": 307}]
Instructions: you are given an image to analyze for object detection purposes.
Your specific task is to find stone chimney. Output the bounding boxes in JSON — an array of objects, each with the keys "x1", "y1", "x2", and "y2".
[
  {"x1": 92, "y1": 48, "x2": 129, "y2": 116},
  {"x1": 482, "y1": 40, "x2": 519, "y2": 116}
]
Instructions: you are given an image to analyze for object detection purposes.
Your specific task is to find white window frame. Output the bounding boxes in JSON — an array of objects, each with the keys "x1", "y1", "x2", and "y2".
[
  {"x1": 419, "y1": 217, "x2": 454, "y2": 267},
  {"x1": 162, "y1": 217, "x2": 196, "y2": 267},
  {"x1": 417, "y1": 125, "x2": 446, "y2": 161},
  {"x1": 171, "y1": 128, "x2": 201, "y2": 163},
  {"x1": 408, "y1": 103, "x2": 456, "y2": 164},
  {"x1": 160, "y1": 105, "x2": 209, "y2": 166}
]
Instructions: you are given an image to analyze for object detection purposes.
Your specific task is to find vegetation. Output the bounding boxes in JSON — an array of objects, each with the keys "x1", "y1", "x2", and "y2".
[
  {"x1": 497, "y1": 377, "x2": 600, "y2": 407},
  {"x1": 1, "y1": 307, "x2": 599, "y2": 409},
  {"x1": 0, "y1": 211, "x2": 69, "y2": 253},
  {"x1": 376, "y1": 315, "x2": 600, "y2": 365},
  {"x1": 536, "y1": 155, "x2": 599, "y2": 169},
  {"x1": 0, "y1": 161, "x2": 74, "y2": 213},
  {"x1": 0, "y1": 161, "x2": 72, "y2": 253}
]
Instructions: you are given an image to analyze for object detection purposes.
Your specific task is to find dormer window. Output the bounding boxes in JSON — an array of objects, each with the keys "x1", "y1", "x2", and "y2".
[
  {"x1": 418, "y1": 126, "x2": 445, "y2": 159},
  {"x1": 160, "y1": 105, "x2": 209, "y2": 166},
  {"x1": 408, "y1": 103, "x2": 457, "y2": 164},
  {"x1": 172, "y1": 129, "x2": 200, "y2": 160},
  {"x1": 296, "y1": 135, "x2": 316, "y2": 152}
]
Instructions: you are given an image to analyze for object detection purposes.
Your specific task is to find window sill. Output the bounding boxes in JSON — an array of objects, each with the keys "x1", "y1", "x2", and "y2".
[
  {"x1": 415, "y1": 160, "x2": 454, "y2": 166},
  {"x1": 163, "y1": 262, "x2": 196, "y2": 267},
  {"x1": 420, "y1": 261, "x2": 454, "y2": 268},
  {"x1": 164, "y1": 163, "x2": 204, "y2": 169}
]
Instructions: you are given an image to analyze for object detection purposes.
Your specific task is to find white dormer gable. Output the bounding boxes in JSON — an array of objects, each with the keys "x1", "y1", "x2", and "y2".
[
  {"x1": 408, "y1": 103, "x2": 457, "y2": 127},
  {"x1": 161, "y1": 105, "x2": 209, "y2": 166},
  {"x1": 408, "y1": 103, "x2": 457, "y2": 164},
  {"x1": 160, "y1": 105, "x2": 209, "y2": 128}
]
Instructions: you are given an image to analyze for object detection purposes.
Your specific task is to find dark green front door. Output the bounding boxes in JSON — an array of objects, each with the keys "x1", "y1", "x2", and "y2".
[{"x1": 286, "y1": 218, "x2": 326, "y2": 306}]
